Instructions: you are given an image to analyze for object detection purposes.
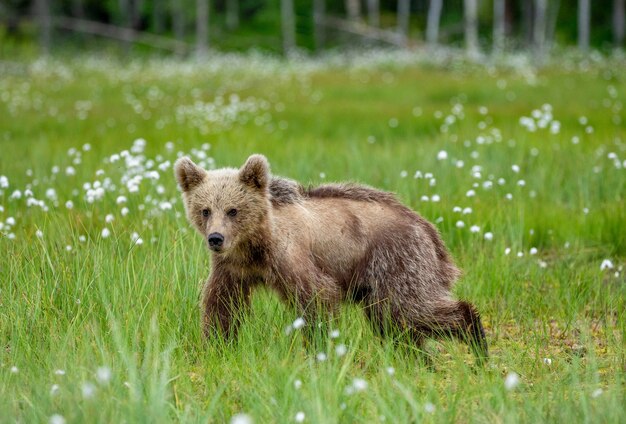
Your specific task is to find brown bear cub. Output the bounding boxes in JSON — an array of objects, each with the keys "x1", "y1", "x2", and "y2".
[{"x1": 175, "y1": 154, "x2": 488, "y2": 362}]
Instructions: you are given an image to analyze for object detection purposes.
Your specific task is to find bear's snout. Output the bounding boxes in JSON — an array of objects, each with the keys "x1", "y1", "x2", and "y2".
[{"x1": 208, "y1": 232, "x2": 224, "y2": 250}]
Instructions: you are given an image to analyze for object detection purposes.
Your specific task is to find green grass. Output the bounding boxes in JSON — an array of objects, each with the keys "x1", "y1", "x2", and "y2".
[{"x1": 0, "y1": 51, "x2": 624, "y2": 423}]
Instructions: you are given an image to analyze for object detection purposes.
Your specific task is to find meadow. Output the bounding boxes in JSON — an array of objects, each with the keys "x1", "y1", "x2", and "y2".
[{"x1": 0, "y1": 50, "x2": 624, "y2": 423}]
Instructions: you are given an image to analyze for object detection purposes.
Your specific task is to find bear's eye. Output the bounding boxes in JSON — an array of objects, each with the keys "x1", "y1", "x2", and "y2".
[
  {"x1": 227, "y1": 208, "x2": 238, "y2": 217},
  {"x1": 202, "y1": 209, "x2": 211, "y2": 218}
]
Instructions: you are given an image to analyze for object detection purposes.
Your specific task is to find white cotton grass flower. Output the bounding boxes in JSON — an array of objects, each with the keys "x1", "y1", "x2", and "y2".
[
  {"x1": 437, "y1": 150, "x2": 448, "y2": 160},
  {"x1": 484, "y1": 232, "x2": 493, "y2": 241},
  {"x1": 101, "y1": 228, "x2": 111, "y2": 238},
  {"x1": 470, "y1": 225, "x2": 480, "y2": 233},
  {"x1": 230, "y1": 413, "x2": 253, "y2": 424},
  {"x1": 81, "y1": 382, "x2": 96, "y2": 399},
  {"x1": 105, "y1": 214, "x2": 114, "y2": 223},
  {"x1": 294, "y1": 379, "x2": 302, "y2": 389},
  {"x1": 10, "y1": 366, "x2": 18, "y2": 373},
  {"x1": 0, "y1": 175, "x2": 8, "y2": 188},
  {"x1": 316, "y1": 352, "x2": 327, "y2": 362},
  {"x1": 295, "y1": 411, "x2": 306, "y2": 423},
  {"x1": 335, "y1": 344, "x2": 347, "y2": 357},
  {"x1": 330, "y1": 329, "x2": 340, "y2": 339},
  {"x1": 131, "y1": 232, "x2": 143, "y2": 245},
  {"x1": 600, "y1": 259, "x2": 614, "y2": 271},
  {"x1": 543, "y1": 358, "x2": 552, "y2": 365},
  {"x1": 591, "y1": 388, "x2": 603, "y2": 398},
  {"x1": 96, "y1": 366, "x2": 112, "y2": 384},
  {"x1": 65, "y1": 200, "x2": 74, "y2": 209},
  {"x1": 54, "y1": 369, "x2": 66, "y2": 376},
  {"x1": 116, "y1": 196, "x2": 127, "y2": 204},
  {"x1": 121, "y1": 207, "x2": 130, "y2": 217},
  {"x1": 505, "y1": 247, "x2": 511, "y2": 255},
  {"x1": 530, "y1": 247, "x2": 538, "y2": 255},
  {"x1": 36, "y1": 229, "x2": 44, "y2": 239},
  {"x1": 504, "y1": 372, "x2": 520, "y2": 390},
  {"x1": 292, "y1": 317, "x2": 305, "y2": 330},
  {"x1": 49, "y1": 414, "x2": 66, "y2": 424},
  {"x1": 386, "y1": 366, "x2": 395, "y2": 375},
  {"x1": 466, "y1": 189, "x2": 476, "y2": 197},
  {"x1": 345, "y1": 378, "x2": 368, "y2": 395},
  {"x1": 424, "y1": 402, "x2": 436, "y2": 414},
  {"x1": 50, "y1": 384, "x2": 60, "y2": 395},
  {"x1": 455, "y1": 220, "x2": 465, "y2": 229}
]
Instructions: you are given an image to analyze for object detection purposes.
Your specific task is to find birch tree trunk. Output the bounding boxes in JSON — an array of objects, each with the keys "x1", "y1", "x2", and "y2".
[
  {"x1": 613, "y1": 0, "x2": 624, "y2": 46},
  {"x1": 534, "y1": 0, "x2": 547, "y2": 54},
  {"x1": 35, "y1": 0, "x2": 51, "y2": 54},
  {"x1": 426, "y1": 0, "x2": 442, "y2": 46},
  {"x1": 493, "y1": 0, "x2": 505, "y2": 52},
  {"x1": 578, "y1": 0, "x2": 590, "y2": 51},
  {"x1": 196, "y1": 0, "x2": 209, "y2": 56},
  {"x1": 173, "y1": 0, "x2": 185, "y2": 43},
  {"x1": 522, "y1": 1, "x2": 533, "y2": 47},
  {"x1": 226, "y1": 0, "x2": 239, "y2": 30},
  {"x1": 367, "y1": 0, "x2": 380, "y2": 27},
  {"x1": 464, "y1": 0, "x2": 479, "y2": 55},
  {"x1": 152, "y1": 0, "x2": 165, "y2": 33},
  {"x1": 281, "y1": 0, "x2": 296, "y2": 54},
  {"x1": 397, "y1": 0, "x2": 410, "y2": 47},
  {"x1": 545, "y1": 0, "x2": 560, "y2": 50},
  {"x1": 71, "y1": 0, "x2": 84, "y2": 18},
  {"x1": 346, "y1": 0, "x2": 361, "y2": 21},
  {"x1": 313, "y1": 0, "x2": 326, "y2": 50}
]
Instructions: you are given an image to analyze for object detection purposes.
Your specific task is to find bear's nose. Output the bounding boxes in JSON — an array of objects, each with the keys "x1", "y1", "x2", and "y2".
[{"x1": 208, "y1": 232, "x2": 224, "y2": 248}]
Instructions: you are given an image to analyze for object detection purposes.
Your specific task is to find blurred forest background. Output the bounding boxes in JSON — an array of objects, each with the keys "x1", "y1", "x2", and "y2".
[{"x1": 1, "y1": 0, "x2": 625, "y2": 57}]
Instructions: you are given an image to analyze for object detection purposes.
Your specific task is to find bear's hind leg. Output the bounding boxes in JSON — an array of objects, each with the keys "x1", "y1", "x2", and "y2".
[{"x1": 413, "y1": 299, "x2": 488, "y2": 364}]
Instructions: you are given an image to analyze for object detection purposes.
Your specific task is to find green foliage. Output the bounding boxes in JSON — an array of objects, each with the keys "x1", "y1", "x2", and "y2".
[{"x1": 0, "y1": 51, "x2": 624, "y2": 422}]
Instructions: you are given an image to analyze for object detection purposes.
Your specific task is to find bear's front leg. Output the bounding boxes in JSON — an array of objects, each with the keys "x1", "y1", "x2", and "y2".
[{"x1": 201, "y1": 268, "x2": 251, "y2": 340}]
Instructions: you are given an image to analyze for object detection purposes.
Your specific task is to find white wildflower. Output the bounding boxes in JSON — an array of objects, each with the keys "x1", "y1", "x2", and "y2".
[
  {"x1": 96, "y1": 366, "x2": 111, "y2": 384},
  {"x1": 230, "y1": 414, "x2": 253, "y2": 424},
  {"x1": 600, "y1": 259, "x2": 614, "y2": 271},
  {"x1": 504, "y1": 372, "x2": 520, "y2": 390}
]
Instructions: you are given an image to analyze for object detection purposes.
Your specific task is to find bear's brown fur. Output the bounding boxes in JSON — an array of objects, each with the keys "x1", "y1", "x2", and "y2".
[{"x1": 175, "y1": 154, "x2": 488, "y2": 362}]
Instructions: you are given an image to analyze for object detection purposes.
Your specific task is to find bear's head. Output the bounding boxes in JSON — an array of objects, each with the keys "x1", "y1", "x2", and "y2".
[{"x1": 174, "y1": 154, "x2": 270, "y2": 255}]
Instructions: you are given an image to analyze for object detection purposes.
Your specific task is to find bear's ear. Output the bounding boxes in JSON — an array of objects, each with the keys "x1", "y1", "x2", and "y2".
[
  {"x1": 174, "y1": 157, "x2": 207, "y2": 192},
  {"x1": 239, "y1": 154, "x2": 269, "y2": 190}
]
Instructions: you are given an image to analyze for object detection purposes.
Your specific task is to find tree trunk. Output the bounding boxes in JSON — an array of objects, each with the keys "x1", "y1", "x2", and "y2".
[
  {"x1": 534, "y1": 0, "x2": 547, "y2": 54},
  {"x1": 397, "y1": 0, "x2": 410, "y2": 47},
  {"x1": 493, "y1": 0, "x2": 505, "y2": 52},
  {"x1": 71, "y1": 0, "x2": 84, "y2": 18},
  {"x1": 226, "y1": 0, "x2": 239, "y2": 30},
  {"x1": 426, "y1": 0, "x2": 442, "y2": 45},
  {"x1": 173, "y1": 0, "x2": 185, "y2": 42},
  {"x1": 196, "y1": 0, "x2": 209, "y2": 56},
  {"x1": 118, "y1": 0, "x2": 132, "y2": 51},
  {"x1": 464, "y1": 0, "x2": 479, "y2": 55},
  {"x1": 545, "y1": 0, "x2": 560, "y2": 50},
  {"x1": 152, "y1": 0, "x2": 165, "y2": 33},
  {"x1": 367, "y1": 0, "x2": 380, "y2": 27},
  {"x1": 578, "y1": 0, "x2": 590, "y2": 51},
  {"x1": 313, "y1": 0, "x2": 326, "y2": 50},
  {"x1": 131, "y1": 0, "x2": 144, "y2": 30},
  {"x1": 346, "y1": 0, "x2": 361, "y2": 21},
  {"x1": 613, "y1": 0, "x2": 625, "y2": 46},
  {"x1": 35, "y1": 0, "x2": 51, "y2": 54},
  {"x1": 281, "y1": 0, "x2": 296, "y2": 54},
  {"x1": 522, "y1": 1, "x2": 533, "y2": 47}
]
